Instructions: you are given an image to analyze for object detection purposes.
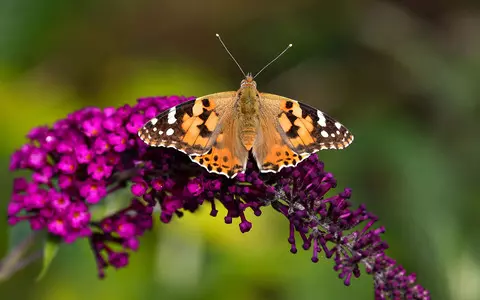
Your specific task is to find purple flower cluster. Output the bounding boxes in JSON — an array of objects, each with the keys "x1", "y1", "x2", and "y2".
[
  {"x1": 269, "y1": 160, "x2": 429, "y2": 299},
  {"x1": 9, "y1": 96, "x2": 188, "y2": 273},
  {"x1": 8, "y1": 96, "x2": 429, "y2": 298}
]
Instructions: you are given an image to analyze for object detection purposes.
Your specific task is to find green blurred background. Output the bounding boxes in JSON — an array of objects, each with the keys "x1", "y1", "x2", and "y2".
[{"x1": 1, "y1": 0, "x2": 479, "y2": 299}]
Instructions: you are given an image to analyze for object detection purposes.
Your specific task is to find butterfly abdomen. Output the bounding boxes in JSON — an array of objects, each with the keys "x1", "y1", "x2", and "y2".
[
  {"x1": 237, "y1": 86, "x2": 260, "y2": 151},
  {"x1": 239, "y1": 125, "x2": 257, "y2": 150}
]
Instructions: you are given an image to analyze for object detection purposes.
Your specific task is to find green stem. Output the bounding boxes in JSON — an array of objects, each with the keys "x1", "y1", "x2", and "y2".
[{"x1": 0, "y1": 231, "x2": 41, "y2": 282}]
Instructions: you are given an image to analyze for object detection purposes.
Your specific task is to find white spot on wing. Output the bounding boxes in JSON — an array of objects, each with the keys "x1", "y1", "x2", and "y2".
[
  {"x1": 167, "y1": 107, "x2": 177, "y2": 125},
  {"x1": 152, "y1": 127, "x2": 157, "y2": 132},
  {"x1": 321, "y1": 130, "x2": 329, "y2": 138},
  {"x1": 330, "y1": 133, "x2": 335, "y2": 137},
  {"x1": 166, "y1": 128, "x2": 174, "y2": 136},
  {"x1": 150, "y1": 118, "x2": 158, "y2": 125},
  {"x1": 335, "y1": 122, "x2": 342, "y2": 129},
  {"x1": 317, "y1": 111, "x2": 326, "y2": 127}
]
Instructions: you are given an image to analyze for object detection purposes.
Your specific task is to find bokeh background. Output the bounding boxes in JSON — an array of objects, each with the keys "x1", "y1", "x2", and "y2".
[{"x1": 1, "y1": 1, "x2": 480, "y2": 299}]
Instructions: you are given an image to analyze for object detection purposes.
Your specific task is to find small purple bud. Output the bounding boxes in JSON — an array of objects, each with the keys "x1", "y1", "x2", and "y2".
[
  {"x1": 117, "y1": 223, "x2": 136, "y2": 238},
  {"x1": 131, "y1": 178, "x2": 148, "y2": 196}
]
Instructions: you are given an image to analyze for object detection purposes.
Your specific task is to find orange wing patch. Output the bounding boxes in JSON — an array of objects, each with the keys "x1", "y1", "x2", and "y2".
[
  {"x1": 190, "y1": 145, "x2": 245, "y2": 178},
  {"x1": 253, "y1": 113, "x2": 310, "y2": 173},
  {"x1": 277, "y1": 99, "x2": 317, "y2": 153},
  {"x1": 189, "y1": 114, "x2": 248, "y2": 178},
  {"x1": 179, "y1": 97, "x2": 219, "y2": 149},
  {"x1": 259, "y1": 142, "x2": 308, "y2": 173}
]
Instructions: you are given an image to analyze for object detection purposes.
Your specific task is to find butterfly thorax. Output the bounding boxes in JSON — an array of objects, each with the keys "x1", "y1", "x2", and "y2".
[{"x1": 236, "y1": 78, "x2": 260, "y2": 151}]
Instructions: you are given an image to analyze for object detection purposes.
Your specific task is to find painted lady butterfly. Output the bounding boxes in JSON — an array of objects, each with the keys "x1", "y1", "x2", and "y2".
[{"x1": 138, "y1": 36, "x2": 354, "y2": 178}]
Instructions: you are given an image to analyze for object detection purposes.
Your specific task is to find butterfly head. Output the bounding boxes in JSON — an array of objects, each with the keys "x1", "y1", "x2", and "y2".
[{"x1": 240, "y1": 73, "x2": 257, "y2": 88}]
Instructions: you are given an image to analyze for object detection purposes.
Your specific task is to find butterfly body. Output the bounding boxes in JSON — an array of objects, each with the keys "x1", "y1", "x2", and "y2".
[
  {"x1": 138, "y1": 74, "x2": 354, "y2": 178},
  {"x1": 237, "y1": 76, "x2": 261, "y2": 151}
]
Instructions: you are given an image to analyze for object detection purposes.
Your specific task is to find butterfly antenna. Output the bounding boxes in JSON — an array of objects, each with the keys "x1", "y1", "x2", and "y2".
[
  {"x1": 253, "y1": 43, "x2": 293, "y2": 79},
  {"x1": 216, "y1": 33, "x2": 246, "y2": 77}
]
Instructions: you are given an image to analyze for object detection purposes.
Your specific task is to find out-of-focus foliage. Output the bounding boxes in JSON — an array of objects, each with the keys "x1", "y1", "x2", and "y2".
[{"x1": 1, "y1": 1, "x2": 479, "y2": 299}]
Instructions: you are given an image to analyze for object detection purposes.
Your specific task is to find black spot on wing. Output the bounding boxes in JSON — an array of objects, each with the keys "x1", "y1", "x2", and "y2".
[
  {"x1": 198, "y1": 108, "x2": 210, "y2": 122},
  {"x1": 284, "y1": 113, "x2": 300, "y2": 138},
  {"x1": 202, "y1": 98, "x2": 210, "y2": 107},
  {"x1": 196, "y1": 108, "x2": 215, "y2": 138},
  {"x1": 196, "y1": 124, "x2": 211, "y2": 138},
  {"x1": 300, "y1": 105, "x2": 316, "y2": 121}
]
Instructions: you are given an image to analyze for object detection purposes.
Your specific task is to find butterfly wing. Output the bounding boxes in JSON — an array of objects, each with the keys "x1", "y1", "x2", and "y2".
[
  {"x1": 252, "y1": 118, "x2": 309, "y2": 173},
  {"x1": 190, "y1": 115, "x2": 248, "y2": 178},
  {"x1": 253, "y1": 93, "x2": 354, "y2": 172},
  {"x1": 139, "y1": 91, "x2": 248, "y2": 177},
  {"x1": 138, "y1": 92, "x2": 235, "y2": 155}
]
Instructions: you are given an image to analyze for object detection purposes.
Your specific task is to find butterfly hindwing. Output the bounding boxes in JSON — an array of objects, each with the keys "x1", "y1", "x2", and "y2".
[
  {"x1": 252, "y1": 120, "x2": 309, "y2": 173},
  {"x1": 138, "y1": 92, "x2": 235, "y2": 155},
  {"x1": 252, "y1": 96, "x2": 309, "y2": 173},
  {"x1": 190, "y1": 116, "x2": 248, "y2": 178}
]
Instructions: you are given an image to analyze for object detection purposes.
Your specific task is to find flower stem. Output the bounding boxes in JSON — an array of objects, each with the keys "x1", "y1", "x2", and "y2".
[{"x1": 0, "y1": 231, "x2": 42, "y2": 282}]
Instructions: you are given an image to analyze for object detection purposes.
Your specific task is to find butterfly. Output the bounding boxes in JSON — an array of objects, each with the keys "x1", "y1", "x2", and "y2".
[
  {"x1": 138, "y1": 35, "x2": 353, "y2": 178},
  {"x1": 138, "y1": 74, "x2": 353, "y2": 178}
]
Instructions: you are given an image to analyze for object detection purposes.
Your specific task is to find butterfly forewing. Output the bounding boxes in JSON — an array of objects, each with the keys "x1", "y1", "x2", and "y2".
[
  {"x1": 138, "y1": 92, "x2": 235, "y2": 155},
  {"x1": 258, "y1": 93, "x2": 353, "y2": 161}
]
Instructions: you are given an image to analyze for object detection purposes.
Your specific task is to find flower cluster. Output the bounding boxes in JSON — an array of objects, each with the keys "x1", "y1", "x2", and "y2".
[
  {"x1": 9, "y1": 96, "x2": 188, "y2": 272},
  {"x1": 8, "y1": 96, "x2": 429, "y2": 298},
  {"x1": 268, "y1": 159, "x2": 429, "y2": 299}
]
